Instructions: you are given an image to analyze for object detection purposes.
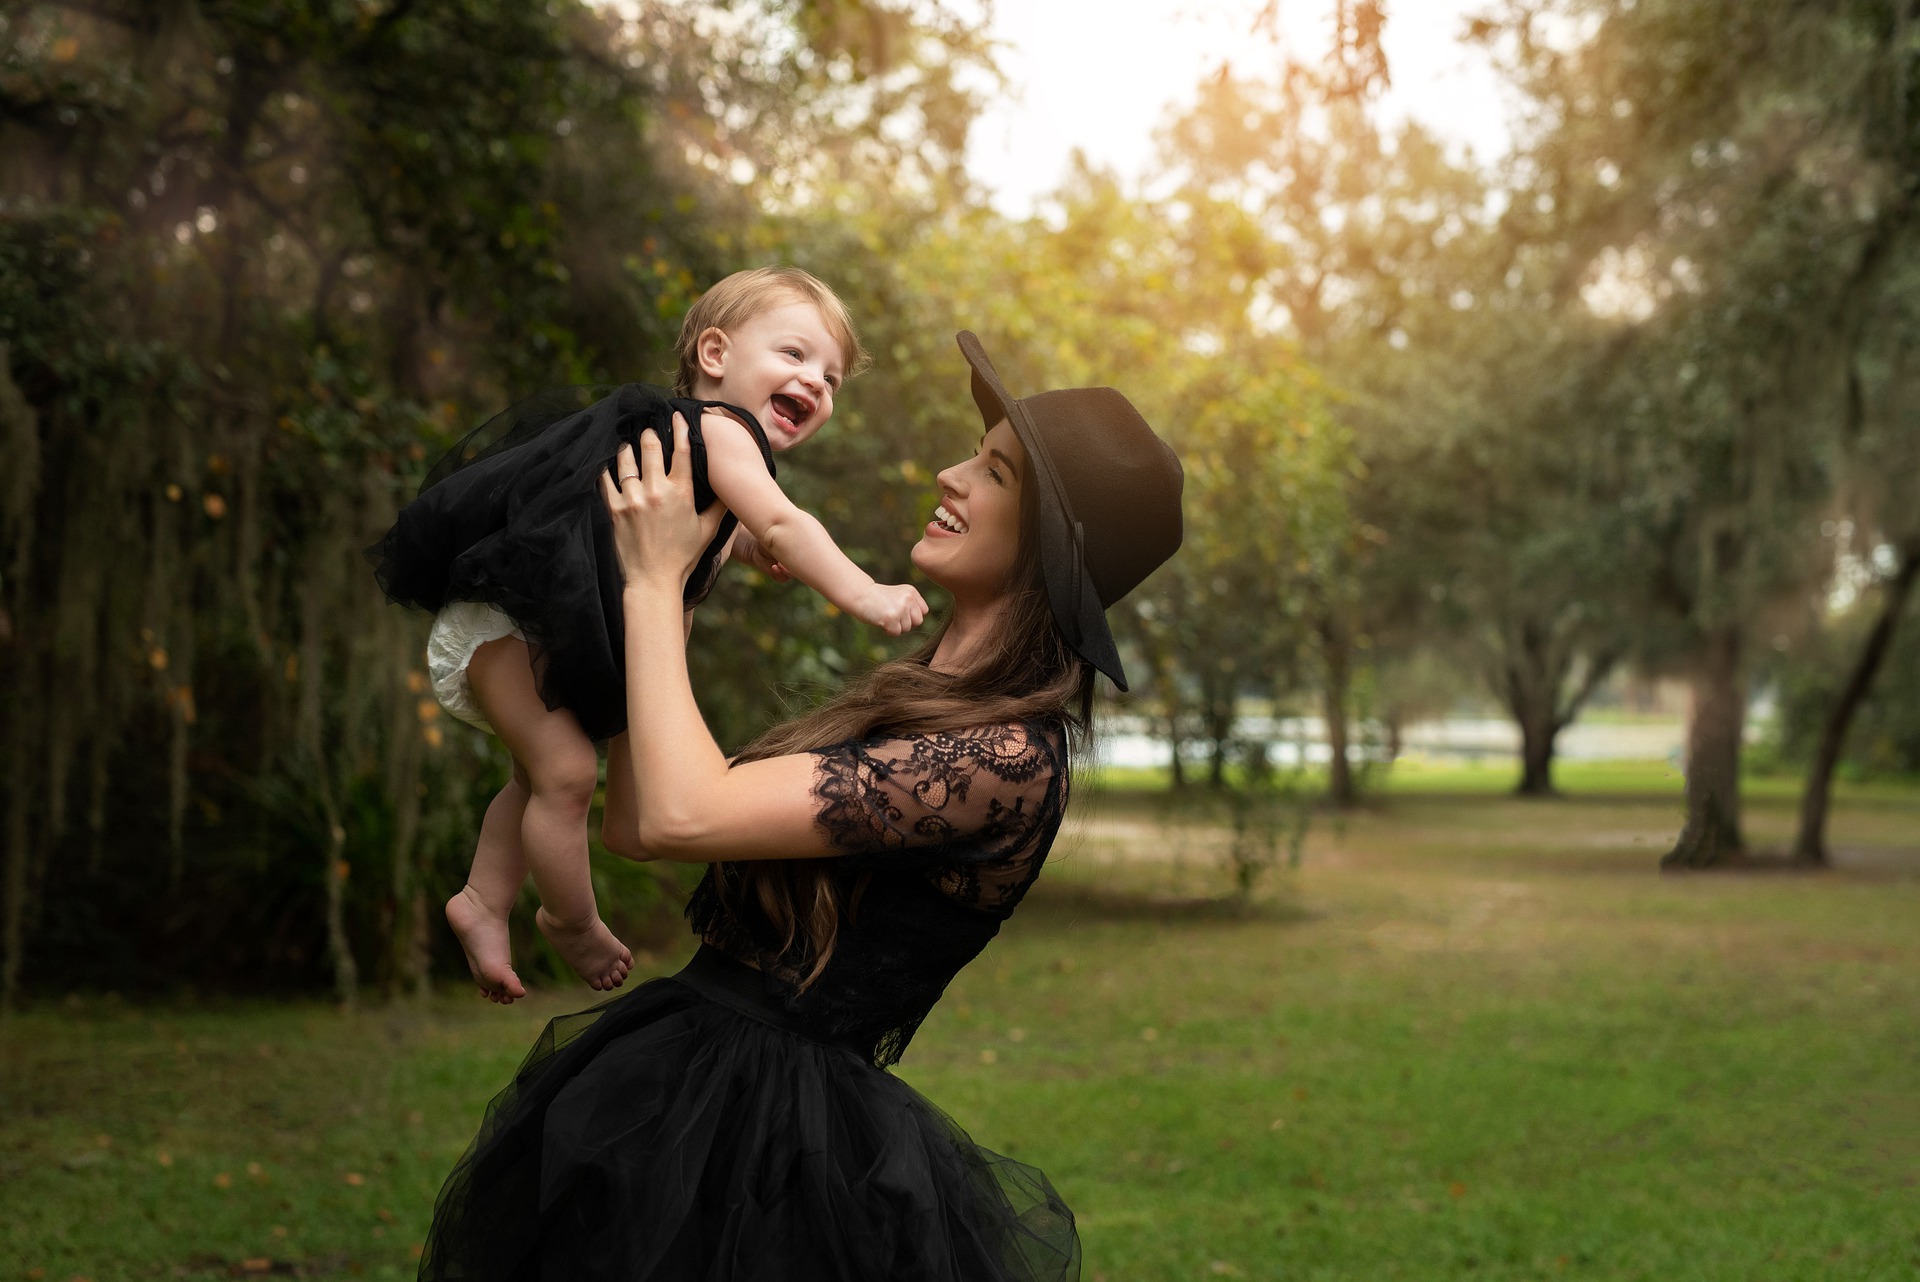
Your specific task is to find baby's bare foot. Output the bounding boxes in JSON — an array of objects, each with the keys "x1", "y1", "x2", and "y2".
[
  {"x1": 536, "y1": 907, "x2": 633, "y2": 991},
  {"x1": 446, "y1": 886, "x2": 526, "y2": 1005}
]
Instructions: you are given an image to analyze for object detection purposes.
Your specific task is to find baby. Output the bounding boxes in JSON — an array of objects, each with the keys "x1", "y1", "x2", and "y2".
[{"x1": 371, "y1": 268, "x2": 927, "y2": 1002}]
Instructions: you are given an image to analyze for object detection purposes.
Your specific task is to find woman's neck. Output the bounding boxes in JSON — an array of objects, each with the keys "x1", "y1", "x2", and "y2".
[{"x1": 929, "y1": 596, "x2": 1009, "y2": 674}]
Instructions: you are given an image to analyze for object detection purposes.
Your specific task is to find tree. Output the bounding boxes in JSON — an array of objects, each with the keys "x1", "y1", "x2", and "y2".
[
  {"x1": 1791, "y1": 249, "x2": 1920, "y2": 861},
  {"x1": 1481, "y1": 0, "x2": 1920, "y2": 864},
  {"x1": 0, "y1": 0, "x2": 992, "y2": 1011}
]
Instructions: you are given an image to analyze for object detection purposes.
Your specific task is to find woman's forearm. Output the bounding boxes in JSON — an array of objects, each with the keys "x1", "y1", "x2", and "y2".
[{"x1": 620, "y1": 578, "x2": 732, "y2": 853}]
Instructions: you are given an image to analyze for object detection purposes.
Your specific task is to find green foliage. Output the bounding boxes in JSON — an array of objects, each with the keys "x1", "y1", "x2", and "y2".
[{"x1": 0, "y1": 0, "x2": 993, "y2": 1002}]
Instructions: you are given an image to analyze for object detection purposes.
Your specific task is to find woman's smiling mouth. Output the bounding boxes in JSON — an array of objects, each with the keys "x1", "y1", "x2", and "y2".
[{"x1": 928, "y1": 503, "x2": 968, "y2": 536}]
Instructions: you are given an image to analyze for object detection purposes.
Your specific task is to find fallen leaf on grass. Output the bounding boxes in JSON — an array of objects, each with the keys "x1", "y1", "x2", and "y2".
[
  {"x1": 342, "y1": 1171, "x2": 366, "y2": 1186},
  {"x1": 156, "y1": 1150, "x2": 174, "y2": 1168},
  {"x1": 1449, "y1": 1182, "x2": 1467, "y2": 1199},
  {"x1": 214, "y1": 1172, "x2": 233, "y2": 1189}
]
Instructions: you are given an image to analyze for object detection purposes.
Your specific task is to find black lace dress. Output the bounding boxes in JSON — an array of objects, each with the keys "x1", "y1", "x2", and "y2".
[
  {"x1": 366, "y1": 384, "x2": 775, "y2": 742},
  {"x1": 419, "y1": 720, "x2": 1080, "y2": 1281}
]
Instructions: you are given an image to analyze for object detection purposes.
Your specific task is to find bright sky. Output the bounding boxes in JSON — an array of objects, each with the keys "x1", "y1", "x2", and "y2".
[{"x1": 965, "y1": 0, "x2": 1516, "y2": 215}]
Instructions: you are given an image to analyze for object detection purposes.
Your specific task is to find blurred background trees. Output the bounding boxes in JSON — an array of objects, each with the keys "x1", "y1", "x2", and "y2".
[{"x1": 4, "y1": 0, "x2": 1918, "y2": 1006}]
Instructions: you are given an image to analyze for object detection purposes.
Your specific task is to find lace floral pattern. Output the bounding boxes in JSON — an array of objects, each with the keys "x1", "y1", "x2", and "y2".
[
  {"x1": 684, "y1": 719, "x2": 1068, "y2": 1067},
  {"x1": 810, "y1": 721, "x2": 1061, "y2": 910}
]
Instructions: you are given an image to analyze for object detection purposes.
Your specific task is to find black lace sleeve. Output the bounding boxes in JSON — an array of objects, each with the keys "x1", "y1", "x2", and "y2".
[{"x1": 809, "y1": 720, "x2": 1067, "y2": 911}]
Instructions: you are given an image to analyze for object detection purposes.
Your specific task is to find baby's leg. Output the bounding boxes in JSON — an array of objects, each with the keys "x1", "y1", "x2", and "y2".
[
  {"x1": 469, "y1": 637, "x2": 632, "y2": 992},
  {"x1": 445, "y1": 763, "x2": 532, "y2": 1003}
]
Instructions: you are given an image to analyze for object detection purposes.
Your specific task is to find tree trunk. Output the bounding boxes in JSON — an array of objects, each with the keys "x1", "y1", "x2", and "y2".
[
  {"x1": 1663, "y1": 626, "x2": 1747, "y2": 869},
  {"x1": 1496, "y1": 619, "x2": 1619, "y2": 799},
  {"x1": 1162, "y1": 673, "x2": 1187, "y2": 791},
  {"x1": 385, "y1": 646, "x2": 426, "y2": 1003},
  {"x1": 406, "y1": 886, "x2": 434, "y2": 1003},
  {"x1": 1, "y1": 664, "x2": 36, "y2": 1028},
  {"x1": 299, "y1": 562, "x2": 357, "y2": 1008},
  {"x1": 322, "y1": 812, "x2": 358, "y2": 1009},
  {"x1": 1321, "y1": 619, "x2": 1355, "y2": 808},
  {"x1": 1497, "y1": 622, "x2": 1561, "y2": 797},
  {"x1": 1792, "y1": 543, "x2": 1919, "y2": 865},
  {"x1": 1516, "y1": 707, "x2": 1559, "y2": 797},
  {"x1": 1205, "y1": 676, "x2": 1233, "y2": 790}
]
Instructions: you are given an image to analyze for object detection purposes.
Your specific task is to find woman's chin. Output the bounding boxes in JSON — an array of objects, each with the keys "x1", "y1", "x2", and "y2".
[{"x1": 910, "y1": 538, "x2": 955, "y2": 590}]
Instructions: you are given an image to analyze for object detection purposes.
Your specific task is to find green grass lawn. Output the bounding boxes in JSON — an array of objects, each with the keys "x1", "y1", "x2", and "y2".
[{"x1": 5, "y1": 769, "x2": 1917, "y2": 1280}]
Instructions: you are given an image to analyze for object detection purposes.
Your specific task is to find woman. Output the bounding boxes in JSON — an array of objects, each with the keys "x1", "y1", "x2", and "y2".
[{"x1": 418, "y1": 333, "x2": 1183, "y2": 1281}]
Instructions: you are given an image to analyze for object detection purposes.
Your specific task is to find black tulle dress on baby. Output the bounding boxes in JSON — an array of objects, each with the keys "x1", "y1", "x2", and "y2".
[
  {"x1": 367, "y1": 383, "x2": 775, "y2": 742},
  {"x1": 416, "y1": 720, "x2": 1082, "y2": 1281}
]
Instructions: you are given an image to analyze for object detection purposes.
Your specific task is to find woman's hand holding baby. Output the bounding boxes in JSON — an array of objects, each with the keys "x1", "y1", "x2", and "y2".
[
  {"x1": 852, "y1": 582, "x2": 930, "y2": 637},
  {"x1": 600, "y1": 413, "x2": 727, "y2": 594}
]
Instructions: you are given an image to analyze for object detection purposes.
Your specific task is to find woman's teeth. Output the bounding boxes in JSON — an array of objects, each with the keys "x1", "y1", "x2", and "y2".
[{"x1": 932, "y1": 504, "x2": 968, "y2": 534}]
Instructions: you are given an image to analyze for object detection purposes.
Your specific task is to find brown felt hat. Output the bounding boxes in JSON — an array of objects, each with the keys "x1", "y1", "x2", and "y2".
[{"x1": 956, "y1": 331, "x2": 1184, "y2": 691}]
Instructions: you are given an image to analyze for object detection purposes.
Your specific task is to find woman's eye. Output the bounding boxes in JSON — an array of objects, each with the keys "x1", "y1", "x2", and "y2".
[
  {"x1": 987, "y1": 467, "x2": 1003, "y2": 484},
  {"x1": 783, "y1": 348, "x2": 802, "y2": 359}
]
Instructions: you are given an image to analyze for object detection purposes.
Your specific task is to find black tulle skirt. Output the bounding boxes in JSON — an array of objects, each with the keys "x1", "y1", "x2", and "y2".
[
  {"x1": 366, "y1": 385, "x2": 774, "y2": 742},
  {"x1": 419, "y1": 946, "x2": 1080, "y2": 1281}
]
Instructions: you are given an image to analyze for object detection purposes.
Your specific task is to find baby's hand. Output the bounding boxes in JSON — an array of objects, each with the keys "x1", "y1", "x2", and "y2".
[
  {"x1": 852, "y1": 583, "x2": 929, "y2": 637},
  {"x1": 730, "y1": 529, "x2": 790, "y2": 582}
]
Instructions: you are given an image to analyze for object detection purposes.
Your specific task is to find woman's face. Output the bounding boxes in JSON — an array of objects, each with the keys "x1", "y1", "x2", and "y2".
[{"x1": 912, "y1": 418, "x2": 1026, "y2": 602}]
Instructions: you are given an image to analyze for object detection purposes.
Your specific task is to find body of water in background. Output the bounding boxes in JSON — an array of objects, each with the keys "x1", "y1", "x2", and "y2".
[{"x1": 1098, "y1": 717, "x2": 1689, "y2": 770}]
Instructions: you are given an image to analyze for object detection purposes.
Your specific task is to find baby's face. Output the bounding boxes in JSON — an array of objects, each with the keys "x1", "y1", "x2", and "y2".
[{"x1": 696, "y1": 300, "x2": 847, "y2": 451}]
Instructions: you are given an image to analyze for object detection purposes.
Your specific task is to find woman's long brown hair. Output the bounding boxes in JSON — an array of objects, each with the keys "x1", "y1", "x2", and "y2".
[{"x1": 716, "y1": 468, "x2": 1096, "y2": 990}]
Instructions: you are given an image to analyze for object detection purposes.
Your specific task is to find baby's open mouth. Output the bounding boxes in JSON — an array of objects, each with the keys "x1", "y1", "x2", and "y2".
[{"x1": 769, "y1": 393, "x2": 812, "y2": 430}]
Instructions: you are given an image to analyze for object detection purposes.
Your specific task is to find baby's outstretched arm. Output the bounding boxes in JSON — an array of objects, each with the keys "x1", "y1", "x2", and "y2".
[
  {"x1": 701, "y1": 413, "x2": 929, "y2": 636},
  {"x1": 727, "y1": 527, "x2": 790, "y2": 582}
]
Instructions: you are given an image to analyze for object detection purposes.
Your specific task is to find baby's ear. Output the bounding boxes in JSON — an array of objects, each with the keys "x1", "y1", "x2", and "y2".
[{"x1": 695, "y1": 326, "x2": 729, "y2": 378}]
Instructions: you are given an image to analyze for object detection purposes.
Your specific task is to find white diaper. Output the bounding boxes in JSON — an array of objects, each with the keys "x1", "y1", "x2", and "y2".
[{"x1": 427, "y1": 602, "x2": 526, "y2": 735}]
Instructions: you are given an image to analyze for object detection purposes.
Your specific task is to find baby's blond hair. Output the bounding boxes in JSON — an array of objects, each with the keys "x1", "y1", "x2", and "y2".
[{"x1": 673, "y1": 266, "x2": 869, "y2": 397}]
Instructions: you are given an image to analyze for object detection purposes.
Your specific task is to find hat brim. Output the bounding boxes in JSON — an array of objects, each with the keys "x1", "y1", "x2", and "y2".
[{"x1": 956, "y1": 332, "x2": 1128, "y2": 690}]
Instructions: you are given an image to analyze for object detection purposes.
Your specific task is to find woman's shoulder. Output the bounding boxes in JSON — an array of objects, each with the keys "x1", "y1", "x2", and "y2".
[{"x1": 838, "y1": 717, "x2": 1068, "y2": 780}]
